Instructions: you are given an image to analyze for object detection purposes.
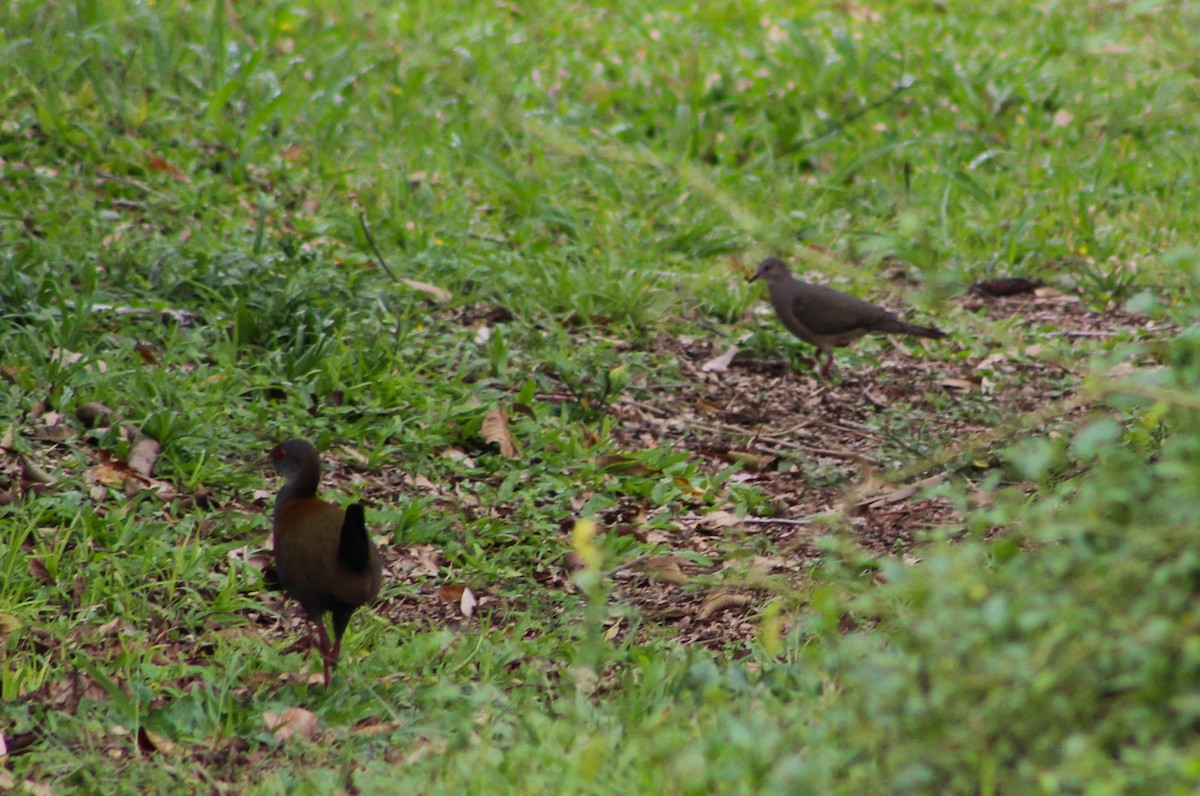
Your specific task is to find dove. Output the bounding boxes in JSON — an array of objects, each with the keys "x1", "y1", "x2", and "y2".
[{"x1": 748, "y1": 257, "x2": 945, "y2": 378}]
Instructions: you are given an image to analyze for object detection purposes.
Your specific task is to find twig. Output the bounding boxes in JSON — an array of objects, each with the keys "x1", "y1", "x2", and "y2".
[
  {"x1": 649, "y1": 411, "x2": 874, "y2": 464},
  {"x1": 358, "y1": 212, "x2": 401, "y2": 283},
  {"x1": 742, "y1": 517, "x2": 814, "y2": 526},
  {"x1": 464, "y1": 231, "x2": 512, "y2": 247},
  {"x1": 94, "y1": 169, "x2": 173, "y2": 202},
  {"x1": 790, "y1": 77, "x2": 918, "y2": 152},
  {"x1": 816, "y1": 419, "x2": 881, "y2": 442}
]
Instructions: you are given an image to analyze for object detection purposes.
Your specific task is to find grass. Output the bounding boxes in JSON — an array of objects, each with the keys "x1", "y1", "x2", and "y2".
[{"x1": 2, "y1": 0, "x2": 1199, "y2": 792}]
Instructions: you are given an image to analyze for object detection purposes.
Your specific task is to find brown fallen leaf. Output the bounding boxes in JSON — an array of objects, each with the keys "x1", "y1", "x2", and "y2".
[
  {"x1": 146, "y1": 154, "x2": 191, "y2": 182},
  {"x1": 29, "y1": 424, "x2": 73, "y2": 443},
  {"x1": 409, "y1": 544, "x2": 441, "y2": 578},
  {"x1": 440, "y1": 447, "x2": 476, "y2": 468},
  {"x1": 856, "y1": 473, "x2": 948, "y2": 510},
  {"x1": 940, "y1": 378, "x2": 977, "y2": 392},
  {"x1": 134, "y1": 343, "x2": 160, "y2": 365},
  {"x1": 0, "y1": 613, "x2": 21, "y2": 637},
  {"x1": 509, "y1": 402, "x2": 537, "y2": 420},
  {"x1": 970, "y1": 277, "x2": 1044, "y2": 297},
  {"x1": 338, "y1": 445, "x2": 369, "y2": 466},
  {"x1": 437, "y1": 584, "x2": 466, "y2": 603},
  {"x1": 636, "y1": 557, "x2": 690, "y2": 586},
  {"x1": 481, "y1": 407, "x2": 517, "y2": 458},
  {"x1": 401, "y1": 278, "x2": 451, "y2": 303},
  {"x1": 701, "y1": 344, "x2": 740, "y2": 373},
  {"x1": 128, "y1": 435, "x2": 160, "y2": 478},
  {"x1": 697, "y1": 510, "x2": 742, "y2": 531},
  {"x1": 75, "y1": 402, "x2": 113, "y2": 428},
  {"x1": 594, "y1": 453, "x2": 653, "y2": 477},
  {"x1": 697, "y1": 592, "x2": 754, "y2": 622},
  {"x1": 264, "y1": 707, "x2": 321, "y2": 742},
  {"x1": 438, "y1": 584, "x2": 478, "y2": 617},
  {"x1": 51, "y1": 347, "x2": 107, "y2": 372},
  {"x1": 90, "y1": 458, "x2": 134, "y2": 489},
  {"x1": 350, "y1": 720, "x2": 406, "y2": 737},
  {"x1": 138, "y1": 727, "x2": 179, "y2": 755},
  {"x1": 20, "y1": 455, "x2": 56, "y2": 485},
  {"x1": 28, "y1": 559, "x2": 52, "y2": 585}
]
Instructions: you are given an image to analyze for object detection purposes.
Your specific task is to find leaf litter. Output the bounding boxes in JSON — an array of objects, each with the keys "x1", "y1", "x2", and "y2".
[{"x1": 3, "y1": 285, "x2": 1166, "y2": 763}]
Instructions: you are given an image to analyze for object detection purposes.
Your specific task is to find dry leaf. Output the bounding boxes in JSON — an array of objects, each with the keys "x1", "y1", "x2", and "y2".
[
  {"x1": 75, "y1": 402, "x2": 113, "y2": 428},
  {"x1": 440, "y1": 447, "x2": 476, "y2": 468},
  {"x1": 128, "y1": 436, "x2": 160, "y2": 478},
  {"x1": 1052, "y1": 108, "x2": 1074, "y2": 128},
  {"x1": 264, "y1": 707, "x2": 320, "y2": 742},
  {"x1": 146, "y1": 154, "x2": 191, "y2": 182},
  {"x1": 970, "y1": 277, "x2": 1044, "y2": 297},
  {"x1": 410, "y1": 544, "x2": 441, "y2": 578},
  {"x1": 857, "y1": 473, "x2": 948, "y2": 509},
  {"x1": 138, "y1": 727, "x2": 179, "y2": 755},
  {"x1": 50, "y1": 348, "x2": 84, "y2": 366},
  {"x1": 481, "y1": 408, "x2": 517, "y2": 458},
  {"x1": 437, "y1": 584, "x2": 466, "y2": 603},
  {"x1": 134, "y1": 343, "x2": 160, "y2": 365},
  {"x1": 339, "y1": 445, "x2": 369, "y2": 466},
  {"x1": 459, "y1": 586, "x2": 477, "y2": 618},
  {"x1": 90, "y1": 459, "x2": 133, "y2": 488},
  {"x1": 701, "y1": 344, "x2": 739, "y2": 373},
  {"x1": 0, "y1": 613, "x2": 21, "y2": 637},
  {"x1": 29, "y1": 425, "x2": 73, "y2": 443},
  {"x1": 644, "y1": 529, "x2": 671, "y2": 546},
  {"x1": 697, "y1": 510, "x2": 742, "y2": 531},
  {"x1": 637, "y1": 557, "x2": 690, "y2": 586},
  {"x1": 401, "y1": 278, "x2": 451, "y2": 303},
  {"x1": 509, "y1": 403, "x2": 536, "y2": 420},
  {"x1": 20, "y1": 455, "x2": 55, "y2": 485},
  {"x1": 594, "y1": 453, "x2": 652, "y2": 476},
  {"x1": 711, "y1": 449, "x2": 777, "y2": 471},
  {"x1": 697, "y1": 592, "x2": 753, "y2": 622},
  {"x1": 28, "y1": 559, "x2": 52, "y2": 585},
  {"x1": 51, "y1": 347, "x2": 107, "y2": 372}
]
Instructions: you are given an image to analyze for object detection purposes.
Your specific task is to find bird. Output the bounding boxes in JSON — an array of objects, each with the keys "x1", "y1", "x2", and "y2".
[
  {"x1": 748, "y1": 257, "x2": 946, "y2": 379},
  {"x1": 268, "y1": 438, "x2": 382, "y2": 687}
]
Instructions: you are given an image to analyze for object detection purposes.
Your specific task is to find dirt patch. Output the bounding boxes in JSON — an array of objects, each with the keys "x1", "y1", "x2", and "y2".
[
  {"x1": 0, "y1": 287, "x2": 1168, "y2": 691},
  {"x1": 557, "y1": 287, "x2": 1166, "y2": 648}
]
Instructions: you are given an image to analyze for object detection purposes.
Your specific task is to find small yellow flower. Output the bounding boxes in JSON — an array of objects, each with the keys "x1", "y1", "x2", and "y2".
[
  {"x1": 1078, "y1": 246, "x2": 1088, "y2": 255},
  {"x1": 572, "y1": 518, "x2": 602, "y2": 572}
]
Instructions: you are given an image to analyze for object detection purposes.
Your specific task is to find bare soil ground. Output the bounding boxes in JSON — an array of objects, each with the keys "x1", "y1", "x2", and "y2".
[{"x1": 368, "y1": 286, "x2": 1164, "y2": 652}]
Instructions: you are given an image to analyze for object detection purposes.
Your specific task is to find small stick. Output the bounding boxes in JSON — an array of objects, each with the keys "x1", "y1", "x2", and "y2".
[{"x1": 358, "y1": 212, "x2": 401, "y2": 283}]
